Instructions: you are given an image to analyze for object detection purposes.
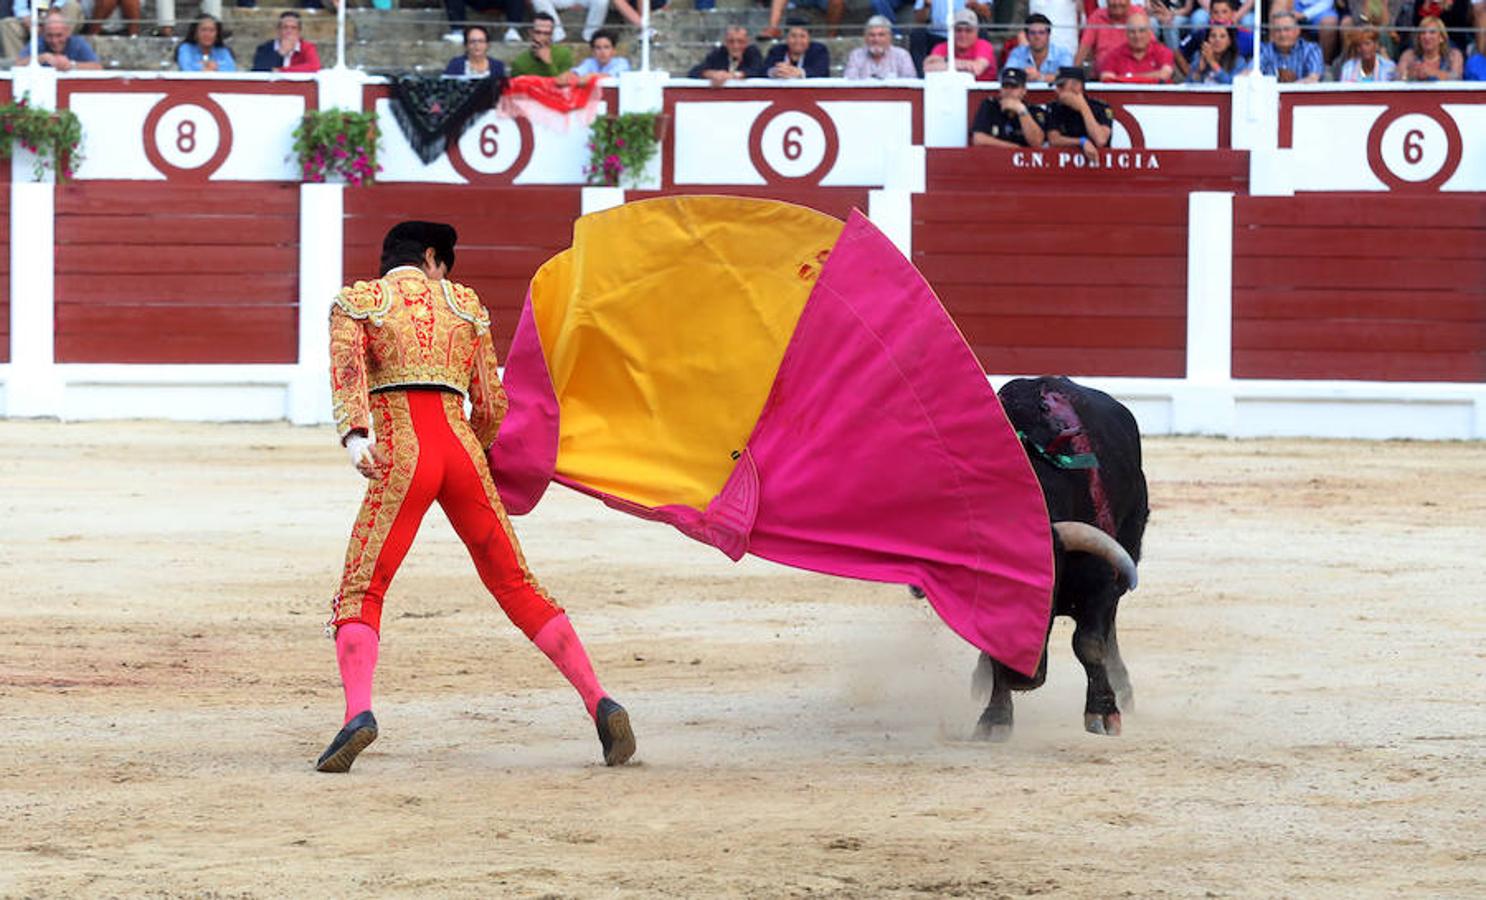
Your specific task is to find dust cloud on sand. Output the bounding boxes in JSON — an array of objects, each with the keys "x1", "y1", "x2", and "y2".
[{"x1": 1, "y1": 421, "x2": 1483, "y2": 897}]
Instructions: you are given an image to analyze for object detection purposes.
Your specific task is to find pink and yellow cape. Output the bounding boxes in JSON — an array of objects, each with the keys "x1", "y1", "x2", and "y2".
[{"x1": 489, "y1": 196, "x2": 1054, "y2": 675}]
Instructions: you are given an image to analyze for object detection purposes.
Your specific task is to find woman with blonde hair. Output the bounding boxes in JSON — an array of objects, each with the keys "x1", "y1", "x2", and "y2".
[
  {"x1": 1337, "y1": 24, "x2": 1398, "y2": 79},
  {"x1": 1398, "y1": 16, "x2": 1464, "y2": 79}
]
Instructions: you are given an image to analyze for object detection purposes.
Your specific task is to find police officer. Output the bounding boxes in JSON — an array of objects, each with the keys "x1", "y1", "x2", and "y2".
[
  {"x1": 970, "y1": 68, "x2": 1047, "y2": 148},
  {"x1": 1044, "y1": 66, "x2": 1113, "y2": 163}
]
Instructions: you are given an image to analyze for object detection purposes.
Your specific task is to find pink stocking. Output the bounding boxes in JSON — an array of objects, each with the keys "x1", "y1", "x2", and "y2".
[
  {"x1": 336, "y1": 622, "x2": 379, "y2": 724},
  {"x1": 532, "y1": 614, "x2": 607, "y2": 718}
]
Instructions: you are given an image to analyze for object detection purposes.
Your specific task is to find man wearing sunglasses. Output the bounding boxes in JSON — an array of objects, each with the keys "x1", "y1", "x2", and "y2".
[{"x1": 1005, "y1": 13, "x2": 1074, "y2": 82}]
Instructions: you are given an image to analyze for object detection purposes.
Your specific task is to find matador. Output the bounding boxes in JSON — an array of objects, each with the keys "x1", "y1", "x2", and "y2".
[{"x1": 315, "y1": 220, "x2": 635, "y2": 773}]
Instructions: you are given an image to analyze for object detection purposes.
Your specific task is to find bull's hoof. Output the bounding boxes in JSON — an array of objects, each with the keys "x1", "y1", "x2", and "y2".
[
  {"x1": 974, "y1": 707, "x2": 1013, "y2": 742},
  {"x1": 907, "y1": 585, "x2": 926, "y2": 599},
  {"x1": 1083, "y1": 712, "x2": 1122, "y2": 736},
  {"x1": 975, "y1": 722, "x2": 1013, "y2": 743}
]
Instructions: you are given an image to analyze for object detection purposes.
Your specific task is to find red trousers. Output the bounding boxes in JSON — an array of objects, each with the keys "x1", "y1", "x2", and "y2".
[{"x1": 330, "y1": 389, "x2": 563, "y2": 637}]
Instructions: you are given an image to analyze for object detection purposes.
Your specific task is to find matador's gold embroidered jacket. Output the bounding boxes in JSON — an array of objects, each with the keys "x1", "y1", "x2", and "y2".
[{"x1": 329, "y1": 266, "x2": 508, "y2": 447}]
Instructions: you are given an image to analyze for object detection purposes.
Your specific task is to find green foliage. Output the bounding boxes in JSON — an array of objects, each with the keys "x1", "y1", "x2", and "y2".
[
  {"x1": 586, "y1": 112, "x2": 660, "y2": 187},
  {"x1": 293, "y1": 109, "x2": 381, "y2": 186},
  {"x1": 0, "y1": 94, "x2": 83, "y2": 180}
]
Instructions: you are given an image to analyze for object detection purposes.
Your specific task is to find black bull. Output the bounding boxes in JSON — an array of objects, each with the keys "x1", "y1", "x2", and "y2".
[{"x1": 975, "y1": 376, "x2": 1149, "y2": 741}]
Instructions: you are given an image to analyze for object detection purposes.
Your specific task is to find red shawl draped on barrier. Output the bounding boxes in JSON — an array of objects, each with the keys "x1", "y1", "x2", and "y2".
[{"x1": 498, "y1": 75, "x2": 604, "y2": 131}]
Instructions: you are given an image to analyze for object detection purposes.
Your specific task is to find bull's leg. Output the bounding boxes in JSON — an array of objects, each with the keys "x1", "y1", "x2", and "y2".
[
  {"x1": 971, "y1": 653, "x2": 1015, "y2": 742},
  {"x1": 1104, "y1": 616, "x2": 1134, "y2": 714},
  {"x1": 1072, "y1": 596, "x2": 1122, "y2": 736}
]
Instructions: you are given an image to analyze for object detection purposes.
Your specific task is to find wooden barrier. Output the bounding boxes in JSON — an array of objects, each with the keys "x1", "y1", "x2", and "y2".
[
  {"x1": 912, "y1": 149, "x2": 1250, "y2": 377},
  {"x1": 53, "y1": 182, "x2": 300, "y2": 364},
  {"x1": 1233, "y1": 194, "x2": 1486, "y2": 382}
]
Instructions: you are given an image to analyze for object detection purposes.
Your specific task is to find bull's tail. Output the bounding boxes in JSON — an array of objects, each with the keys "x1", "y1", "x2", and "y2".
[
  {"x1": 1052, "y1": 521, "x2": 1139, "y2": 591},
  {"x1": 971, "y1": 652, "x2": 997, "y2": 701}
]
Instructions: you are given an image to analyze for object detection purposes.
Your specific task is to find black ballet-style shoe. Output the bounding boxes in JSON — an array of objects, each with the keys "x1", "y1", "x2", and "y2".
[
  {"x1": 315, "y1": 710, "x2": 378, "y2": 773},
  {"x1": 594, "y1": 697, "x2": 635, "y2": 767}
]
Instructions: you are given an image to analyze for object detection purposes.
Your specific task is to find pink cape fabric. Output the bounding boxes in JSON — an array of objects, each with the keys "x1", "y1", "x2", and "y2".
[{"x1": 490, "y1": 209, "x2": 1054, "y2": 675}]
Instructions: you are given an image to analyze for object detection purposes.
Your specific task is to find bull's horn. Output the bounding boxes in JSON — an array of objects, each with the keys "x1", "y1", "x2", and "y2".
[{"x1": 1051, "y1": 521, "x2": 1139, "y2": 591}]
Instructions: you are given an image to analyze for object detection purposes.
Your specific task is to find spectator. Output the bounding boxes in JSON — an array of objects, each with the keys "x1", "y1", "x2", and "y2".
[
  {"x1": 1477, "y1": 4, "x2": 1486, "y2": 62},
  {"x1": 1414, "y1": 0, "x2": 1472, "y2": 53},
  {"x1": 176, "y1": 13, "x2": 235, "y2": 71},
  {"x1": 1044, "y1": 65, "x2": 1112, "y2": 162},
  {"x1": 17, "y1": 9, "x2": 99, "y2": 69},
  {"x1": 442, "y1": 0, "x2": 524, "y2": 46},
  {"x1": 251, "y1": 11, "x2": 320, "y2": 72},
  {"x1": 1006, "y1": 13, "x2": 1075, "y2": 81},
  {"x1": 1335, "y1": 23, "x2": 1397, "y2": 79},
  {"x1": 83, "y1": 0, "x2": 141, "y2": 38},
  {"x1": 1098, "y1": 9, "x2": 1175, "y2": 79},
  {"x1": 910, "y1": 0, "x2": 971, "y2": 71},
  {"x1": 689, "y1": 23, "x2": 766, "y2": 84},
  {"x1": 924, "y1": 9, "x2": 999, "y2": 80},
  {"x1": 608, "y1": 0, "x2": 669, "y2": 41},
  {"x1": 1, "y1": 0, "x2": 81, "y2": 61},
  {"x1": 868, "y1": 0, "x2": 913, "y2": 36},
  {"x1": 1178, "y1": 0, "x2": 1253, "y2": 69},
  {"x1": 1340, "y1": 0, "x2": 1406, "y2": 59},
  {"x1": 1031, "y1": 0, "x2": 1081, "y2": 58},
  {"x1": 156, "y1": 0, "x2": 224, "y2": 39},
  {"x1": 844, "y1": 14, "x2": 917, "y2": 78},
  {"x1": 509, "y1": 12, "x2": 575, "y2": 77},
  {"x1": 1466, "y1": 33, "x2": 1486, "y2": 78},
  {"x1": 1186, "y1": 22, "x2": 1240, "y2": 81},
  {"x1": 530, "y1": 0, "x2": 610, "y2": 44},
  {"x1": 765, "y1": 21, "x2": 830, "y2": 77},
  {"x1": 1182, "y1": 0, "x2": 1259, "y2": 33},
  {"x1": 758, "y1": 0, "x2": 845, "y2": 41},
  {"x1": 574, "y1": 28, "x2": 630, "y2": 76},
  {"x1": 1399, "y1": 15, "x2": 1465, "y2": 78},
  {"x1": 971, "y1": 67, "x2": 1047, "y2": 147},
  {"x1": 1258, "y1": 10, "x2": 1324, "y2": 82},
  {"x1": 1147, "y1": 0, "x2": 1197, "y2": 52},
  {"x1": 1291, "y1": 0, "x2": 1342, "y2": 61},
  {"x1": 443, "y1": 24, "x2": 506, "y2": 77},
  {"x1": 1075, "y1": 0, "x2": 1132, "y2": 70}
]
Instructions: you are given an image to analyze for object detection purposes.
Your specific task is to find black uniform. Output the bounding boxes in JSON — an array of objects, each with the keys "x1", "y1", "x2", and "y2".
[
  {"x1": 971, "y1": 99, "x2": 1048, "y2": 147},
  {"x1": 1044, "y1": 95, "x2": 1113, "y2": 142}
]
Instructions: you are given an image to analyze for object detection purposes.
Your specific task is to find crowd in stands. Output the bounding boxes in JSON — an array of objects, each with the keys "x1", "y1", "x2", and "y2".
[{"x1": 4, "y1": 0, "x2": 1486, "y2": 84}]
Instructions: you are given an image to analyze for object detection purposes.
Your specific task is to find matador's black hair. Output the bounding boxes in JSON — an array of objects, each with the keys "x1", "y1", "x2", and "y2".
[{"x1": 379, "y1": 220, "x2": 457, "y2": 276}]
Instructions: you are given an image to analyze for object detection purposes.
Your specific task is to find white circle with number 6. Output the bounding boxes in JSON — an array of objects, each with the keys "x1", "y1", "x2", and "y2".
[
  {"x1": 153, "y1": 104, "x2": 220, "y2": 170},
  {"x1": 759, "y1": 111, "x2": 826, "y2": 179},
  {"x1": 456, "y1": 113, "x2": 522, "y2": 174},
  {"x1": 1378, "y1": 113, "x2": 1448, "y2": 183}
]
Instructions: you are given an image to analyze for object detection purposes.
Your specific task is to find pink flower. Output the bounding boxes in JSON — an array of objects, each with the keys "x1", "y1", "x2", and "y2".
[
  {"x1": 333, "y1": 148, "x2": 349, "y2": 160},
  {"x1": 336, "y1": 133, "x2": 347, "y2": 145},
  {"x1": 615, "y1": 138, "x2": 625, "y2": 148}
]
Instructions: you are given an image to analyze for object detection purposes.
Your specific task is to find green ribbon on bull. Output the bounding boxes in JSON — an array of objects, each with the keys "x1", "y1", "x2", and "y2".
[{"x1": 1017, "y1": 431, "x2": 1100, "y2": 470}]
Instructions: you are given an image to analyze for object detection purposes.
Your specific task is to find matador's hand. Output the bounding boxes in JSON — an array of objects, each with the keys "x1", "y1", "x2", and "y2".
[{"x1": 345, "y1": 434, "x2": 388, "y2": 479}]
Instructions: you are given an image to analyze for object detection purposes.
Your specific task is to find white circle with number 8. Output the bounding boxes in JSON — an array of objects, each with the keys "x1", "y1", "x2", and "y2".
[
  {"x1": 1378, "y1": 113, "x2": 1448, "y2": 183},
  {"x1": 759, "y1": 111, "x2": 826, "y2": 179},
  {"x1": 153, "y1": 104, "x2": 220, "y2": 170},
  {"x1": 456, "y1": 113, "x2": 522, "y2": 175}
]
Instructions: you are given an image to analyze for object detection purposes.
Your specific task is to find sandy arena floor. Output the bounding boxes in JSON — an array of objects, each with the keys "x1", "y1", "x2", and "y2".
[{"x1": 0, "y1": 420, "x2": 1483, "y2": 898}]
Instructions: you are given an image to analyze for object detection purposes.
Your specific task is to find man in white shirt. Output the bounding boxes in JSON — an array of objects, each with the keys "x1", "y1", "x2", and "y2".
[{"x1": 844, "y1": 14, "x2": 917, "y2": 78}]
